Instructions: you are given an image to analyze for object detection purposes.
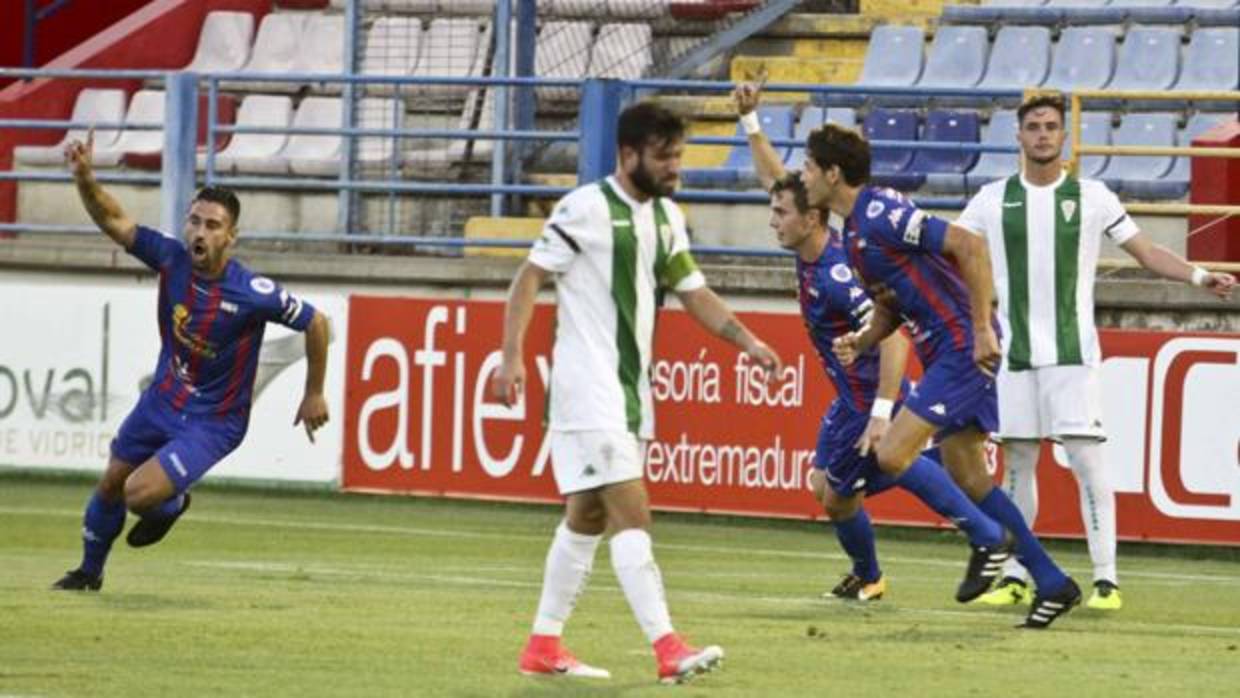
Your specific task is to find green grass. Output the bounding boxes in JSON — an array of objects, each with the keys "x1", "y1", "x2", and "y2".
[{"x1": 3, "y1": 471, "x2": 1239, "y2": 697}]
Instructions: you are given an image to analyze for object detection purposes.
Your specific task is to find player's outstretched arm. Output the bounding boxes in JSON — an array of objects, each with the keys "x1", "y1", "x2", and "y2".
[
  {"x1": 677, "y1": 285, "x2": 783, "y2": 378},
  {"x1": 942, "y1": 224, "x2": 1000, "y2": 376},
  {"x1": 1120, "y1": 233, "x2": 1236, "y2": 300},
  {"x1": 294, "y1": 310, "x2": 330, "y2": 443},
  {"x1": 65, "y1": 128, "x2": 137, "y2": 248},
  {"x1": 492, "y1": 261, "x2": 551, "y2": 407},
  {"x1": 732, "y1": 80, "x2": 785, "y2": 190}
]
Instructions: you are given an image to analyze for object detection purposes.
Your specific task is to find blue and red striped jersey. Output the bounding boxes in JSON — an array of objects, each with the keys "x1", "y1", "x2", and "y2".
[
  {"x1": 128, "y1": 226, "x2": 316, "y2": 416},
  {"x1": 842, "y1": 186, "x2": 983, "y2": 368},
  {"x1": 795, "y1": 235, "x2": 880, "y2": 412}
]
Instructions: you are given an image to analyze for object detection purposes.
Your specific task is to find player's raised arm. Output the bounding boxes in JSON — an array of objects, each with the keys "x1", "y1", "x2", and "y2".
[
  {"x1": 65, "y1": 128, "x2": 137, "y2": 248},
  {"x1": 294, "y1": 310, "x2": 331, "y2": 443},
  {"x1": 732, "y1": 79, "x2": 785, "y2": 190},
  {"x1": 941, "y1": 223, "x2": 1000, "y2": 376},
  {"x1": 493, "y1": 260, "x2": 552, "y2": 407},
  {"x1": 1119, "y1": 232, "x2": 1236, "y2": 300},
  {"x1": 676, "y1": 285, "x2": 782, "y2": 378}
]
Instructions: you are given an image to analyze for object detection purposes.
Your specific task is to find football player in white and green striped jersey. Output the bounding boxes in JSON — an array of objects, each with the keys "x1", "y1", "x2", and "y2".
[{"x1": 955, "y1": 94, "x2": 1236, "y2": 611}]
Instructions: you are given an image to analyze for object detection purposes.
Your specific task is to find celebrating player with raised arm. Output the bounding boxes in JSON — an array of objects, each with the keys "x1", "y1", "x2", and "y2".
[
  {"x1": 734, "y1": 82, "x2": 1011, "y2": 605},
  {"x1": 52, "y1": 130, "x2": 330, "y2": 592},
  {"x1": 494, "y1": 101, "x2": 781, "y2": 684},
  {"x1": 805, "y1": 123, "x2": 1081, "y2": 629}
]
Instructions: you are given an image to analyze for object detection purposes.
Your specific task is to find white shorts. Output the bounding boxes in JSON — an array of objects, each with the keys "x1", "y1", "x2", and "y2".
[
  {"x1": 997, "y1": 364, "x2": 1105, "y2": 441},
  {"x1": 549, "y1": 430, "x2": 646, "y2": 495}
]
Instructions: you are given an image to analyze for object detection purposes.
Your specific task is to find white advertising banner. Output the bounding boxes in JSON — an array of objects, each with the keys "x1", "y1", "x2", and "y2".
[{"x1": 0, "y1": 273, "x2": 346, "y2": 484}]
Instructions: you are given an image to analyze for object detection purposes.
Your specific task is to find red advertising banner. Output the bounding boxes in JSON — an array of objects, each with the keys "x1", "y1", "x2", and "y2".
[{"x1": 343, "y1": 296, "x2": 1240, "y2": 546}]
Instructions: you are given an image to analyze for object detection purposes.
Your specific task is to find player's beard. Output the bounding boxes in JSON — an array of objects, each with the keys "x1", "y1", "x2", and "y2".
[{"x1": 630, "y1": 155, "x2": 676, "y2": 198}]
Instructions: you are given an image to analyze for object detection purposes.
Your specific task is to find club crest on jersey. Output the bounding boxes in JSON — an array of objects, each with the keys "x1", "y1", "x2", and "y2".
[
  {"x1": 250, "y1": 276, "x2": 276, "y2": 295},
  {"x1": 830, "y1": 263, "x2": 853, "y2": 283},
  {"x1": 1060, "y1": 199, "x2": 1077, "y2": 223},
  {"x1": 866, "y1": 200, "x2": 885, "y2": 219}
]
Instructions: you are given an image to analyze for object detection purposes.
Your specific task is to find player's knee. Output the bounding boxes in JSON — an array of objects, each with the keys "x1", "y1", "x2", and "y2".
[
  {"x1": 123, "y1": 478, "x2": 160, "y2": 514},
  {"x1": 874, "y1": 441, "x2": 913, "y2": 476}
]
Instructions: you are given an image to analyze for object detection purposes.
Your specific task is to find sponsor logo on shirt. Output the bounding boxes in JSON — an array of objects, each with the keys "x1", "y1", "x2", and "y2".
[
  {"x1": 171, "y1": 304, "x2": 218, "y2": 358},
  {"x1": 1002, "y1": 201, "x2": 1023, "y2": 208}
]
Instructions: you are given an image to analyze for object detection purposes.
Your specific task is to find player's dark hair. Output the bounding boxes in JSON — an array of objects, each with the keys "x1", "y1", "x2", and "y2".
[
  {"x1": 194, "y1": 186, "x2": 241, "y2": 227},
  {"x1": 770, "y1": 171, "x2": 812, "y2": 215},
  {"x1": 1017, "y1": 93, "x2": 1066, "y2": 126},
  {"x1": 617, "y1": 101, "x2": 686, "y2": 151},
  {"x1": 806, "y1": 123, "x2": 870, "y2": 186}
]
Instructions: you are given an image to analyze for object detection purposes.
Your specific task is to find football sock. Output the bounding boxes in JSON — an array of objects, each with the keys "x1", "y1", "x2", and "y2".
[
  {"x1": 897, "y1": 455, "x2": 1004, "y2": 547},
  {"x1": 1064, "y1": 439, "x2": 1118, "y2": 584},
  {"x1": 610, "y1": 528, "x2": 674, "y2": 643},
  {"x1": 998, "y1": 439, "x2": 1040, "y2": 581},
  {"x1": 978, "y1": 487, "x2": 1069, "y2": 593},
  {"x1": 80, "y1": 492, "x2": 126, "y2": 577},
  {"x1": 531, "y1": 520, "x2": 602, "y2": 637},
  {"x1": 833, "y1": 508, "x2": 881, "y2": 583}
]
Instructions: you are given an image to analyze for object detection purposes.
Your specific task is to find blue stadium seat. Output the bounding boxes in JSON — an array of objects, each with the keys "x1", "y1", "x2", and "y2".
[
  {"x1": 1103, "y1": 27, "x2": 1181, "y2": 109},
  {"x1": 916, "y1": 26, "x2": 989, "y2": 96},
  {"x1": 1173, "y1": 28, "x2": 1239, "y2": 110},
  {"x1": 681, "y1": 105, "x2": 794, "y2": 187},
  {"x1": 1064, "y1": 111, "x2": 1113, "y2": 178},
  {"x1": 956, "y1": 109, "x2": 1020, "y2": 193},
  {"x1": 1151, "y1": 113, "x2": 1233, "y2": 199},
  {"x1": 864, "y1": 109, "x2": 924, "y2": 191},
  {"x1": 830, "y1": 25, "x2": 924, "y2": 107},
  {"x1": 1098, "y1": 113, "x2": 1177, "y2": 197},
  {"x1": 785, "y1": 106, "x2": 856, "y2": 172},
  {"x1": 899, "y1": 110, "x2": 981, "y2": 193},
  {"x1": 1044, "y1": 27, "x2": 1117, "y2": 93},
  {"x1": 976, "y1": 27, "x2": 1053, "y2": 106},
  {"x1": 1192, "y1": 4, "x2": 1240, "y2": 27}
]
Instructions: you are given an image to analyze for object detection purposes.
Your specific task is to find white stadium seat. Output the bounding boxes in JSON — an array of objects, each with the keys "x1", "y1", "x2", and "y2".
[
  {"x1": 209, "y1": 94, "x2": 294, "y2": 174},
  {"x1": 588, "y1": 23, "x2": 652, "y2": 79},
  {"x1": 185, "y1": 11, "x2": 254, "y2": 72},
  {"x1": 14, "y1": 88, "x2": 127, "y2": 166},
  {"x1": 286, "y1": 96, "x2": 344, "y2": 176},
  {"x1": 92, "y1": 90, "x2": 165, "y2": 168}
]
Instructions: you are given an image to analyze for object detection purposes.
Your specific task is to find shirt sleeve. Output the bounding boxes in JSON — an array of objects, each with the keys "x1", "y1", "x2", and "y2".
[
  {"x1": 660, "y1": 200, "x2": 706, "y2": 293},
  {"x1": 953, "y1": 188, "x2": 991, "y2": 238},
  {"x1": 528, "y1": 189, "x2": 593, "y2": 274},
  {"x1": 1095, "y1": 182, "x2": 1140, "y2": 245},
  {"x1": 126, "y1": 225, "x2": 184, "y2": 271},
  {"x1": 863, "y1": 191, "x2": 952, "y2": 254},
  {"x1": 251, "y1": 276, "x2": 317, "y2": 331}
]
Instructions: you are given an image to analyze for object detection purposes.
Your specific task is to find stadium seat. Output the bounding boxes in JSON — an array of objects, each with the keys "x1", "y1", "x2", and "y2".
[
  {"x1": 1097, "y1": 113, "x2": 1177, "y2": 197},
  {"x1": 915, "y1": 26, "x2": 988, "y2": 96},
  {"x1": 1153, "y1": 113, "x2": 1233, "y2": 199},
  {"x1": 1173, "y1": 28, "x2": 1239, "y2": 110},
  {"x1": 833, "y1": 25, "x2": 924, "y2": 107},
  {"x1": 607, "y1": 0, "x2": 669, "y2": 19},
  {"x1": 285, "y1": 97, "x2": 344, "y2": 176},
  {"x1": 1193, "y1": 5, "x2": 1240, "y2": 27},
  {"x1": 208, "y1": 95, "x2": 294, "y2": 175},
  {"x1": 229, "y1": 13, "x2": 307, "y2": 92},
  {"x1": 294, "y1": 15, "x2": 346, "y2": 80},
  {"x1": 681, "y1": 105, "x2": 794, "y2": 187},
  {"x1": 357, "y1": 98, "x2": 406, "y2": 172},
  {"x1": 534, "y1": 21, "x2": 592, "y2": 103},
  {"x1": 276, "y1": 0, "x2": 330, "y2": 8},
  {"x1": 785, "y1": 106, "x2": 856, "y2": 172},
  {"x1": 362, "y1": 17, "x2": 423, "y2": 91},
  {"x1": 409, "y1": 87, "x2": 495, "y2": 171},
  {"x1": 901, "y1": 110, "x2": 981, "y2": 194},
  {"x1": 954, "y1": 110, "x2": 1020, "y2": 193},
  {"x1": 976, "y1": 27, "x2": 1052, "y2": 105},
  {"x1": 13, "y1": 88, "x2": 127, "y2": 166},
  {"x1": 412, "y1": 18, "x2": 488, "y2": 99},
  {"x1": 669, "y1": 1, "x2": 760, "y2": 21},
  {"x1": 123, "y1": 93, "x2": 237, "y2": 170},
  {"x1": 184, "y1": 11, "x2": 253, "y2": 72},
  {"x1": 863, "y1": 109, "x2": 923, "y2": 191},
  {"x1": 1064, "y1": 111, "x2": 1112, "y2": 178},
  {"x1": 1044, "y1": 27, "x2": 1117, "y2": 93},
  {"x1": 588, "y1": 23, "x2": 653, "y2": 79},
  {"x1": 1103, "y1": 26, "x2": 1181, "y2": 108}
]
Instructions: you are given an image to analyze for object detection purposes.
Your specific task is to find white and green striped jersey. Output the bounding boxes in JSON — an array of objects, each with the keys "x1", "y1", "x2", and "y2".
[
  {"x1": 956, "y1": 171, "x2": 1139, "y2": 370},
  {"x1": 528, "y1": 176, "x2": 706, "y2": 437}
]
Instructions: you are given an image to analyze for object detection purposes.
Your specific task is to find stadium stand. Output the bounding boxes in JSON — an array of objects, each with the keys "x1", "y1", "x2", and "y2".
[
  {"x1": 533, "y1": 21, "x2": 592, "y2": 103},
  {"x1": 284, "y1": 96, "x2": 343, "y2": 176},
  {"x1": 1043, "y1": 27, "x2": 1117, "y2": 94},
  {"x1": 864, "y1": 108, "x2": 922, "y2": 191},
  {"x1": 1102, "y1": 26, "x2": 1180, "y2": 109},
  {"x1": 227, "y1": 13, "x2": 306, "y2": 93},
  {"x1": 975, "y1": 26, "x2": 1052, "y2": 105},
  {"x1": 899, "y1": 110, "x2": 981, "y2": 194},
  {"x1": 682, "y1": 104, "x2": 794, "y2": 186},
  {"x1": 208, "y1": 94, "x2": 294, "y2": 174},
  {"x1": 785, "y1": 105, "x2": 856, "y2": 172},
  {"x1": 1064, "y1": 111, "x2": 1113, "y2": 179},
  {"x1": 1154, "y1": 113, "x2": 1231, "y2": 199},
  {"x1": 1174, "y1": 27, "x2": 1240, "y2": 109},
  {"x1": 1098, "y1": 112, "x2": 1178, "y2": 197},
  {"x1": 833, "y1": 24, "x2": 924, "y2": 107},
  {"x1": 588, "y1": 23, "x2": 653, "y2": 79},
  {"x1": 13, "y1": 89, "x2": 127, "y2": 167},
  {"x1": 914, "y1": 25, "x2": 988, "y2": 96},
  {"x1": 955, "y1": 109, "x2": 1019, "y2": 194},
  {"x1": 183, "y1": 11, "x2": 254, "y2": 73}
]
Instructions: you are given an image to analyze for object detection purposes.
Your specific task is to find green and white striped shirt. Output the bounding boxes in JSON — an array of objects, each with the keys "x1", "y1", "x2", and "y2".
[
  {"x1": 956, "y1": 172, "x2": 1139, "y2": 370},
  {"x1": 529, "y1": 176, "x2": 706, "y2": 437}
]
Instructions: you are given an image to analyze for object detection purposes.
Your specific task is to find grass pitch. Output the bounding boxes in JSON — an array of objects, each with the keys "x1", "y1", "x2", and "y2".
[{"x1": 2, "y1": 471, "x2": 1239, "y2": 697}]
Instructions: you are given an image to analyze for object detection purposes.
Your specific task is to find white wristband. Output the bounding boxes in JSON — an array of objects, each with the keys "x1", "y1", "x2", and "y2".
[
  {"x1": 1190, "y1": 266, "x2": 1209, "y2": 287},
  {"x1": 740, "y1": 111, "x2": 761, "y2": 136},
  {"x1": 870, "y1": 397, "x2": 895, "y2": 421}
]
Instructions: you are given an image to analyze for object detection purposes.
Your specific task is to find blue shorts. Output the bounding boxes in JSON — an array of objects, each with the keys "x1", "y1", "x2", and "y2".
[
  {"x1": 110, "y1": 390, "x2": 248, "y2": 494},
  {"x1": 812, "y1": 400, "x2": 898, "y2": 498},
  {"x1": 904, "y1": 349, "x2": 999, "y2": 437}
]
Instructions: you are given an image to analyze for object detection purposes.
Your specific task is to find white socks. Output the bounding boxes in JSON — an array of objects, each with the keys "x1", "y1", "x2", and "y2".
[
  {"x1": 1063, "y1": 438, "x2": 1118, "y2": 584},
  {"x1": 610, "y1": 528, "x2": 674, "y2": 643},
  {"x1": 531, "y1": 520, "x2": 602, "y2": 637},
  {"x1": 999, "y1": 439, "x2": 1041, "y2": 582}
]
